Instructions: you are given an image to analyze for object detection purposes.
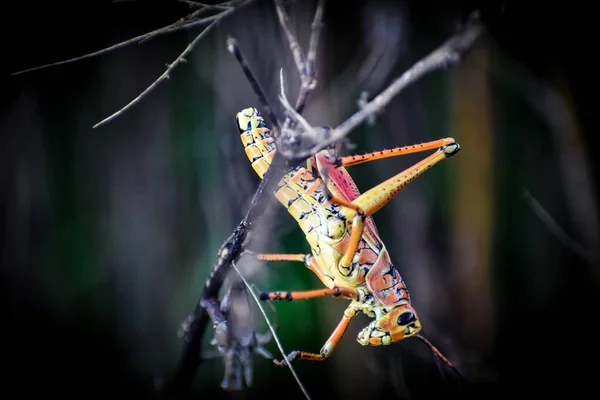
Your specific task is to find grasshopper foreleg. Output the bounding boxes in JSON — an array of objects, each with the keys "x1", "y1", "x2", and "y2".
[{"x1": 274, "y1": 307, "x2": 357, "y2": 366}]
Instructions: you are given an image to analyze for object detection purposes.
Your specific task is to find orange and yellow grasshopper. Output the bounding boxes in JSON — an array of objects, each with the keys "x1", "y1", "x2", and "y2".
[{"x1": 236, "y1": 107, "x2": 461, "y2": 374}]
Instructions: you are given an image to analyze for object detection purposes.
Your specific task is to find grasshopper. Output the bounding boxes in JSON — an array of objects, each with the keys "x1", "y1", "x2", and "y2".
[{"x1": 237, "y1": 107, "x2": 460, "y2": 374}]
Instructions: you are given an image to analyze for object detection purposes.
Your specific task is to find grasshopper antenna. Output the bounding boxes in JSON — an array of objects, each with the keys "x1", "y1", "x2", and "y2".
[{"x1": 415, "y1": 333, "x2": 464, "y2": 381}]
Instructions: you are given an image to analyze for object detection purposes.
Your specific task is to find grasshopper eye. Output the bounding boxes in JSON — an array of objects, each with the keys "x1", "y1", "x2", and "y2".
[{"x1": 397, "y1": 311, "x2": 416, "y2": 326}]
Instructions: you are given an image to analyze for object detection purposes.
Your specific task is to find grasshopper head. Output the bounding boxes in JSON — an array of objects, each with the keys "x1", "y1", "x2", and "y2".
[
  {"x1": 236, "y1": 107, "x2": 265, "y2": 133},
  {"x1": 356, "y1": 303, "x2": 422, "y2": 346}
]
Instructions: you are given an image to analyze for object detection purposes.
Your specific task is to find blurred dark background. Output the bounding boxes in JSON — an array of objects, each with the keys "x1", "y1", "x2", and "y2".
[{"x1": 2, "y1": 0, "x2": 598, "y2": 399}]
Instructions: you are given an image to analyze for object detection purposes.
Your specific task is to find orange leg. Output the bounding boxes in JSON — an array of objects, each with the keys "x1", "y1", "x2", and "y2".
[
  {"x1": 328, "y1": 140, "x2": 460, "y2": 220},
  {"x1": 254, "y1": 253, "x2": 308, "y2": 263},
  {"x1": 245, "y1": 252, "x2": 337, "y2": 290},
  {"x1": 351, "y1": 142, "x2": 459, "y2": 216},
  {"x1": 274, "y1": 307, "x2": 357, "y2": 366},
  {"x1": 259, "y1": 286, "x2": 358, "y2": 301},
  {"x1": 320, "y1": 185, "x2": 366, "y2": 275},
  {"x1": 318, "y1": 139, "x2": 460, "y2": 275},
  {"x1": 337, "y1": 138, "x2": 457, "y2": 167}
]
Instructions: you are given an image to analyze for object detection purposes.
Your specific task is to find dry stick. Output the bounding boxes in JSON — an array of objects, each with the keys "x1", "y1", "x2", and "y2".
[
  {"x1": 227, "y1": 38, "x2": 281, "y2": 134},
  {"x1": 165, "y1": 152, "x2": 295, "y2": 397},
  {"x1": 92, "y1": 18, "x2": 217, "y2": 128},
  {"x1": 279, "y1": 12, "x2": 484, "y2": 160},
  {"x1": 273, "y1": 0, "x2": 324, "y2": 114},
  {"x1": 10, "y1": 2, "x2": 235, "y2": 76},
  {"x1": 274, "y1": 0, "x2": 306, "y2": 78},
  {"x1": 92, "y1": 0, "x2": 255, "y2": 129},
  {"x1": 295, "y1": 0, "x2": 324, "y2": 112},
  {"x1": 231, "y1": 261, "x2": 312, "y2": 400}
]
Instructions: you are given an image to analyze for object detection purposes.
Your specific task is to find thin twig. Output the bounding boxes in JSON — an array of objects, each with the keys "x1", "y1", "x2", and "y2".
[
  {"x1": 305, "y1": 0, "x2": 324, "y2": 79},
  {"x1": 10, "y1": 2, "x2": 236, "y2": 76},
  {"x1": 295, "y1": 0, "x2": 324, "y2": 112},
  {"x1": 274, "y1": 0, "x2": 306, "y2": 78},
  {"x1": 93, "y1": 0, "x2": 254, "y2": 129},
  {"x1": 278, "y1": 11, "x2": 484, "y2": 160},
  {"x1": 11, "y1": 19, "x2": 187, "y2": 76},
  {"x1": 227, "y1": 37, "x2": 281, "y2": 134},
  {"x1": 278, "y1": 69, "x2": 322, "y2": 144},
  {"x1": 273, "y1": 0, "x2": 325, "y2": 113},
  {"x1": 92, "y1": 18, "x2": 218, "y2": 128},
  {"x1": 231, "y1": 261, "x2": 312, "y2": 400},
  {"x1": 522, "y1": 189, "x2": 594, "y2": 263}
]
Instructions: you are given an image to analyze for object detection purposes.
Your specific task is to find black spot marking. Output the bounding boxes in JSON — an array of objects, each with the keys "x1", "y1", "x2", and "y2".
[
  {"x1": 287, "y1": 195, "x2": 299, "y2": 207},
  {"x1": 259, "y1": 292, "x2": 269, "y2": 301},
  {"x1": 286, "y1": 292, "x2": 293, "y2": 301}
]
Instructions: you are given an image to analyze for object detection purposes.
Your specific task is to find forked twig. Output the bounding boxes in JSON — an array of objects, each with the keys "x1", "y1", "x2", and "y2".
[
  {"x1": 227, "y1": 38, "x2": 281, "y2": 134},
  {"x1": 166, "y1": 152, "x2": 296, "y2": 396},
  {"x1": 93, "y1": 0, "x2": 254, "y2": 128},
  {"x1": 274, "y1": 0, "x2": 305, "y2": 80},
  {"x1": 274, "y1": 0, "x2": 324, "y2": 114},
  {"x1": 92, "y1": 18, "x2": 218, "y2": 128},
  {"x1": 278, "y1": 11, "x2": 484, "y2": 160},
  {"x1": 231, "y1": 261, "x2": 311, "y2": 400}
]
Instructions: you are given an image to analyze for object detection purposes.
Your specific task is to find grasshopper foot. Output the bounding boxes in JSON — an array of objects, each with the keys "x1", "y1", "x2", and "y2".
[{"x1": 273, "y1": 351, "x2": 300, "y2": 367}]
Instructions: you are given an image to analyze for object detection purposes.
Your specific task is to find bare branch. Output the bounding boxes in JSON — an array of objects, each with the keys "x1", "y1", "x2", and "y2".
[
  {"x1": 279, "y1": 11, "x2": 484, "y2": 160},
  {"x1": 231, "y1": 261, "x2": 311, "y2": 399},
  {"x1": 274, "y1": 0, "x2": 306, "y2": 78},
  {"x1": 92, "y1": 19, "x2": 218, "y2": 128},
  {"x1": 305, "y1": 0, "x2": 325, "y2": 79},
  {"x1": 522, "y1": 189, "x2": 595, "y2": 263},
  {"x1": 295, "y1": 0, "x2": 325, "y2": 111},
  {"x1": 227, "y1": 37, "x2": 281, "y2": 134},
  {"x1": 278, "y1": 69, "x2": 323, "y2": 144},
  {"x1": 274, "y1": 0, "x2": 325, "y2": 113},
  {"x1": 93, "y1": 0, "x2": 254, "y2": 129},
  {"x1": 11, "y1": 20, "x2": 186, "y2": 76},
  {"x1": 10, "y1": 2, "x2": 237, "y2": 76}
]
